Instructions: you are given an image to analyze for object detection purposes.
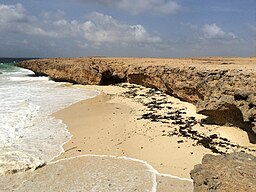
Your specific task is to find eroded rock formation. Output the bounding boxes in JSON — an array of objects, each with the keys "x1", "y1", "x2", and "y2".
[
  {"x1": 17, "y1": 57, "x2": 256, "y2": 137},
  {"x1": 190, "y1": 152, "x2": 256, "y2": 192}
]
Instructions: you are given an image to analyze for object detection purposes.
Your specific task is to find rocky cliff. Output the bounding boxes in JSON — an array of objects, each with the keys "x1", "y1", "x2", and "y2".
[
  {"x1": 17, "y1": 57, "x2": 256, "y2": 138},
  {"x1": 190, "y1": 152, "x2": 256, "y2": 191}
]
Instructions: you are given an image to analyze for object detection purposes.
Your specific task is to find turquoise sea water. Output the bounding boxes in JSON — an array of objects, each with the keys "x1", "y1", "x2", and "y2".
[{"x1": 0, "y1": 59, "x2": 98, "y2": 174}]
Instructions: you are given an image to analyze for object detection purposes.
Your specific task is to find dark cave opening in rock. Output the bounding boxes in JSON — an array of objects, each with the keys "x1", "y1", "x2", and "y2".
[
  {"x1": 199, "y1": 103, "x2": 256, "y2": 144},
  {"x1": 100, "y1": 70, "x2": 126, "y2": 85}
]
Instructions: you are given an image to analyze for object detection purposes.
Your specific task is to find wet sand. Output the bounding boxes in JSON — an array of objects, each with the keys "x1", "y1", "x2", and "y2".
[{"x1": 0, "y1": 155, "x2": 193, "y2": 192}]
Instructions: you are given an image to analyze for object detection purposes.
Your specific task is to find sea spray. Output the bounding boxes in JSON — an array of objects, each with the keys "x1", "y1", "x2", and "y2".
[{"x1": 0, "y1": 62, "x2": 98, "y2": 174}]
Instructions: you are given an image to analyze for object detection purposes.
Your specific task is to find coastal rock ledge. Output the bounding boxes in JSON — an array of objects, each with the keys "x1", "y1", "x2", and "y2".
[
  {"x1": 17, "y1": 57, "x2": 256, "y2": 137},
  {"x1": 190, "y1": 152, "x2": 256, "y2": 192}
]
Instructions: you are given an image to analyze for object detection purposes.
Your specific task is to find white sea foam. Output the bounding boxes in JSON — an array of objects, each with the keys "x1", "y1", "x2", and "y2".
[{"x1": 0, "y1": 65, "x2": 98, "y2": 175}]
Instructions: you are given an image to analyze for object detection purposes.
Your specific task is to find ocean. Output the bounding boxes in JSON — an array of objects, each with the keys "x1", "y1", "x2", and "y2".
[{"x1": 0, "y1": 59, "x2": 98, "y2": 175}]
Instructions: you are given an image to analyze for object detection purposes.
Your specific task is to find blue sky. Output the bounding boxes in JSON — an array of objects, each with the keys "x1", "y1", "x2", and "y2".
[{"x1": 0, "y1": 0, "x2": 255, "y2": 57}]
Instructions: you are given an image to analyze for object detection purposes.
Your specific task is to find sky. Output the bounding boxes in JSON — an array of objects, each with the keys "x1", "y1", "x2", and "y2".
[{"x1": 0, "y1": 0, "x2": 255, "y2": 58}]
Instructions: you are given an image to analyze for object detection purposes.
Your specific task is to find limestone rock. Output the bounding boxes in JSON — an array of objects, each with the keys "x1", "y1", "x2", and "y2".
[
  {"x1": 17, "y1": 57, "x2": 256, "y2": 135},
  {"x1": 190, "y1": 152, "x2": 256, "y2": 192}
]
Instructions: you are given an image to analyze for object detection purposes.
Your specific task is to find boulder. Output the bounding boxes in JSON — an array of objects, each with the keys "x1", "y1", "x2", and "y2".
[{"x1": 190, "y1": 152, "x2": 256, "y2": 192}]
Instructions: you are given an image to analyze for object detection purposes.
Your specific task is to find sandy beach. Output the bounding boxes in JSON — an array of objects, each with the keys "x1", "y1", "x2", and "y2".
[
  {"x1": 54, "y1": 83, "x2": 256, "y2": 179},
  {"x1": 54, "y1": 84, "x2": 206, "y2": 178}
]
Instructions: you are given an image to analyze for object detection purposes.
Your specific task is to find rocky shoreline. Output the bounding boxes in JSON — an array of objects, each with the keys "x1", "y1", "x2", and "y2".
[
  {"x1": 17, "y1": 57, "x2": 256, "y2": 136},
  {"x1": 17, "y1": 57, "x2": 256, "y2": 191}
]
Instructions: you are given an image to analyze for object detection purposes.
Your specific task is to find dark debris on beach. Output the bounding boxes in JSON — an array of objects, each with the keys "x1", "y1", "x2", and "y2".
[{"x1": 118, "y1": 83, "x2": 255, "y2": 155}]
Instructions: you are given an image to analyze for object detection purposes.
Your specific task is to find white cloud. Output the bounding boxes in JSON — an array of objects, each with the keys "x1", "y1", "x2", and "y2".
[
  {"x1": 0, "y1": 4, "x2": 161, "y2": 47},
  {"x1": 40, "y1": 10, "x2": 65, "y2": 20},
  {"x1": 203, "y1": 24, "x2": 236, "y2": 40},
  {"x1": 21, "y1": 39, "x2": 29, "y2": 45},
  {"x1": 0, "y1": 3, "x2": 29, "y2": 23},
  {"x1": 81, "y1": 12, "x2": 161, "y2": 45},
  {"x1": 0, "y1": 4, "x2": 57, "y2": 37},
  {"x1": 81, "y1": 0, "x2": 180, "y2": 14}
]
